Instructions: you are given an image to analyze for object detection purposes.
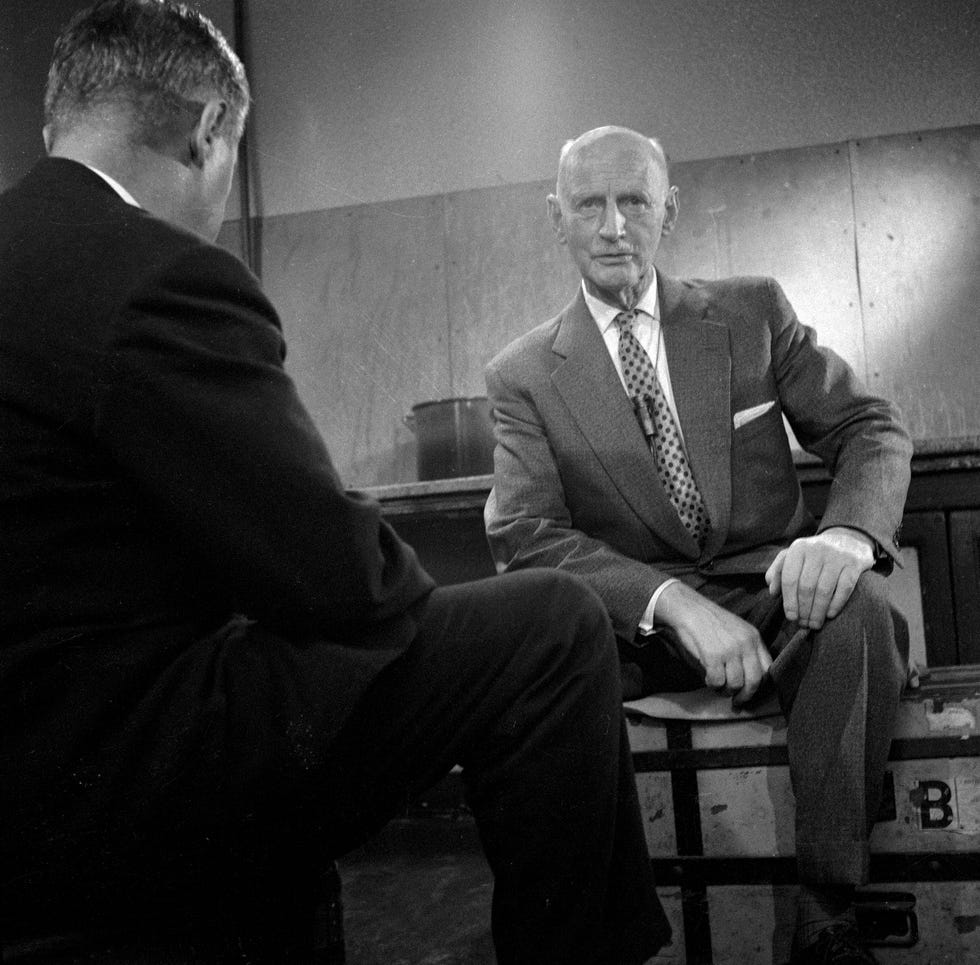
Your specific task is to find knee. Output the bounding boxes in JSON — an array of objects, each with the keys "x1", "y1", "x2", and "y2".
[
  {"x1": 846, "y1": 571, "x2": 909, "y2": 680},
  {"x1": 846, "y1": 570, "x2": 891, "y2": 621},
  {"x1": 506, "y1": 568, "x2": 608, "y2": 627},
  {"x1": 498, "y1": 569, "x2": 617, "y2": 668}
]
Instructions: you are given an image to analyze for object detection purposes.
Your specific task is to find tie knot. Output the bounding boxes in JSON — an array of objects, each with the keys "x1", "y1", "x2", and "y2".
[{"x1": 614, "y1": 310, "x2": 636, "y2": 331}]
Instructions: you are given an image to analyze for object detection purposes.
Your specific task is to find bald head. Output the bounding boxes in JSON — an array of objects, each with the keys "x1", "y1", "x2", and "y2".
[
  {"x1": 556, "y1": 127, "x2": 669, "y2": 204},
  {"x1": 547, "y1": 127, "x2": 678, "y2": 309}
]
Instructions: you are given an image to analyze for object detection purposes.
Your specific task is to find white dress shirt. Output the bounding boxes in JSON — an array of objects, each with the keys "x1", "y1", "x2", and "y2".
[{"x1": 581, "y1": 275, "x2": 682, "y2": 634}]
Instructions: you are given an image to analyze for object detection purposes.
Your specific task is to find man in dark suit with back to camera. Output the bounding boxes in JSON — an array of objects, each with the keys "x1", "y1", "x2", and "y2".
[
  {"x1": 485, "y1": 126, "x2": 913, "y2": 964},
  {"x1": 0, "y1": 8, "x2": 670, "y2": 962}
]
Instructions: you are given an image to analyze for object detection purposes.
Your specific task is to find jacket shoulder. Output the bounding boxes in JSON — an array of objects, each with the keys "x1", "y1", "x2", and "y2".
[
  {"x1": 487, "y1": 309, "x2": 565, "y2": 373},
  {"x1": 680, "y1": 274, "x2": 778, "y2": 299},
  {"x1": 671, "y1": 274, "x2": 790, "y2": 328}
]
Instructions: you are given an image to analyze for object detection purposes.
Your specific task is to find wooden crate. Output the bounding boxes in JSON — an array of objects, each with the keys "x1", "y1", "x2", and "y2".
[{"x1": 627, "y1": 665, "x2": 980, "y2": 964}]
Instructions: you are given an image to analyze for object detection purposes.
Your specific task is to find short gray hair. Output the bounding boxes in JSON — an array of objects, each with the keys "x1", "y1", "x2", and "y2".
[{"x1": 44, "y1": 0, "x2": 250, "y2": 145}]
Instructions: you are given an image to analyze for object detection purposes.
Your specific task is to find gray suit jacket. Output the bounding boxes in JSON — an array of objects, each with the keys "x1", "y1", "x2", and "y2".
[{"x1": 484, "y1": 273, "x2": 912, "y2": 640}]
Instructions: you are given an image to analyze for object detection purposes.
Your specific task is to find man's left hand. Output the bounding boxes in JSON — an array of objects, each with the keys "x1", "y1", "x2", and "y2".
[{"x1": 765, "y1": 527, "x2": 876, "y2": 629}]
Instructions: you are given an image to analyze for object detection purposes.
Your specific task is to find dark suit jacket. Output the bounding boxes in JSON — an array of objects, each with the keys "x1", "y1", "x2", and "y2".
[
  {"x1": 485, "y1": 274, "x2": 912, "y2": 642},
  {"x1": 0, "y1": 158, "x2": 434, "y2": 920}
]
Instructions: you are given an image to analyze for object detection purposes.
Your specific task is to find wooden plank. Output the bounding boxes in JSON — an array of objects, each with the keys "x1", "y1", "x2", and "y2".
[
  {"x1": 895, "y1": 513, "x2": 955, "y2": 667},
  {"x1": 850, "y1": 126, "x2": 980, "y2": 442},
  {"x1": 443, "y1": 179, "x2": 581, "y2": 397},
  {"x1": 256, "y1": 197, "x2": 451, "y2": 486},
  {"x1": 658, "y1": 142, "x2": 865, "y2": 375},
  {"x1": 950, "y1": 511, "x2": 980, "y2": 665}
]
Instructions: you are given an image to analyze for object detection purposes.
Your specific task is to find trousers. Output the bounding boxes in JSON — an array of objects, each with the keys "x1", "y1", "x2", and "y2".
[
  {"x1": 319, "y1": 569, "x2": 671, "y2": 963},
  {"x1": 623, "y1": 570, "x2": 909, "y2": 885},
  {"x1": 3, "y1": 570, "x2": 670, "y2": 965}
]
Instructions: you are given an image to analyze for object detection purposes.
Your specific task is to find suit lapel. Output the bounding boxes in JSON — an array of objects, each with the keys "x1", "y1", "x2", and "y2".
[
  {"x1": 658, "y1": 274, "x2": 733, "y2": 558},
  {"x1": 551, "y1": 290, "x2": 700, "y2": 556}
]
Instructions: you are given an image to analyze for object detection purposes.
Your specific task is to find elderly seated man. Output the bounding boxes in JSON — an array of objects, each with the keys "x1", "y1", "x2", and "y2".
[{"x1": 485, "y1": 125, "x2": 911, "y2": 965}]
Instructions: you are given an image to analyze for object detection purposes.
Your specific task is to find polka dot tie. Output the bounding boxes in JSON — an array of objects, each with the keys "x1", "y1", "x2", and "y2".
[{"x1": 615, "y1": 311, "x2": 710, "y2": 547}]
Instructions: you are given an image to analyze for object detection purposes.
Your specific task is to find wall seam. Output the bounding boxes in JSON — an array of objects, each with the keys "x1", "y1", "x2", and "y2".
[
  {"x1": 440, "y1": 193, "x2": 456, "y2": 395},
  {"x1": 847, "y1": 138, "x2": 871, "y2": 387}
]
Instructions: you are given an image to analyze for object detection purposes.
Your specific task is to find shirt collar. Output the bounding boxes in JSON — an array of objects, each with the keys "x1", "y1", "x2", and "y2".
[
  {"x1": 582, "y1": 270, "x2": 660, "y2": 335},
  {"x1": 80, "y1": 162, "x2": 141, "y2": 208}
]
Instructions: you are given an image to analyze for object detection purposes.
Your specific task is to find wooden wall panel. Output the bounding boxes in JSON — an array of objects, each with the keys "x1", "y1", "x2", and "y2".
[
  {"x1": 658, "y1": 142, "x2": 866, "y2": 375},
  {"x1": 218, "y1": 125, "x2": 980, "y2": 488},
  {"x1": 443, "y1": 180, "x2": 581, "y2": 397},
  {"x1": 256, "y1": 197, "x2": 451, "y2": 487},
  {"x1": 851, "y1": 126, "x2": 980, "y2": 441}
]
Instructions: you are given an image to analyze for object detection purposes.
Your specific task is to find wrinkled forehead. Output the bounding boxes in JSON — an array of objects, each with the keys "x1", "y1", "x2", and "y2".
[{"x1": 560, "y1": 136, "x2": 666, "y2": 199}]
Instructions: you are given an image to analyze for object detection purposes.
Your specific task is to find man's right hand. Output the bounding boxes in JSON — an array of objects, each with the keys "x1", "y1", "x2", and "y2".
[{"x1": 655, "y1": 581, "x2": 772, "y2": 705}]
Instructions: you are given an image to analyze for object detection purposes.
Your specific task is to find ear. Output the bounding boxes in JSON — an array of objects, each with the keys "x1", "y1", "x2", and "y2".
[
  {"x1": 546, "y1": 194, "x2": 567, "y2": 245},
  {"x1": 661, "y1": 185, "x2": 679, "y2": 236},
  {"x1": 188, "y1": 99, "x2": 228, "y2": 169},
  {"x1": 42, "y1": 124, "x2": 55, "y2": 154}
]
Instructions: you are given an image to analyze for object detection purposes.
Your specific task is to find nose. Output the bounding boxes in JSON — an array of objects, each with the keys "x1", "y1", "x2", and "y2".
[{"x1": 598, "y1": 201, "x2": 626, "y2": 240}]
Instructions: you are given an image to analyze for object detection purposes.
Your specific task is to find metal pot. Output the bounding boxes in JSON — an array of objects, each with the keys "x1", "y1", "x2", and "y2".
[{"x1": 404, "y1": 397, "x2": 495, "y2": 481}]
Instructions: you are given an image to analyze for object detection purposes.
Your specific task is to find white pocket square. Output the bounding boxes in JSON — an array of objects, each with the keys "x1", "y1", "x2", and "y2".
[{"x1": 733, "y1": 401, "x2": 776, "y2": 429}]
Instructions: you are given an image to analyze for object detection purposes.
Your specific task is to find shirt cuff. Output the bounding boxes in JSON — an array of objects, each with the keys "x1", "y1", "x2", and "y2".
[{"x1": 638, "y1": 578, "x2": 680, "y2": 635}]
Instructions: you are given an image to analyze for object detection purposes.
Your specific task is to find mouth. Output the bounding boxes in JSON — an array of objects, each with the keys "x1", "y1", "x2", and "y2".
[{"x1": 594, "y1": 252, "x2": 634, "y2": 264}]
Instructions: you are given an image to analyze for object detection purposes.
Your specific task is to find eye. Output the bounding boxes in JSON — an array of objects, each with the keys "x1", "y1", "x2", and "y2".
[
  {"x1": 576, "y1": 197, "x2": 603, "y2": 214},
  {"x1": 620, "y1": 195, "x2": 651, "y2": 216}
]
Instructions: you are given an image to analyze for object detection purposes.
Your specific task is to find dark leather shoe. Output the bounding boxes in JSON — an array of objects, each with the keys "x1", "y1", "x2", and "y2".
[{"x1": 790, "y1": 923, "x2": 878, "y2": 964}]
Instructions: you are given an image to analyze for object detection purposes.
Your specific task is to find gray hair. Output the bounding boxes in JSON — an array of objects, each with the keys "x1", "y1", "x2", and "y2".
[{"x1": 44, "y1": 0, "x2": 250, "y2": 145}]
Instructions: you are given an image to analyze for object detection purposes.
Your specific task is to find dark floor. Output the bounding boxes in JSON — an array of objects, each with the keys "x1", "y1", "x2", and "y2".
[{"x1": 337, "y1": 816, "x2": 495, "y2": 965}]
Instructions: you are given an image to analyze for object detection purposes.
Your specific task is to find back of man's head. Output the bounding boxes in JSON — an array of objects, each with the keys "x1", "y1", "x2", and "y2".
[{"x1": 44, "y1": 0, "x2": 250, "y2": 150}]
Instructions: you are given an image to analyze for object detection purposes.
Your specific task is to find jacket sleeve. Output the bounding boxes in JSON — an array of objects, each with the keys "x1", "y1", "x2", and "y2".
[
  {"x1": 484, "y1": 358, "x2": 672, "y2": 641},
  {"x1": 95, "y1": 242, "x2": 434, "y2": 635},
  {"x1": 765, "y1": 278, "x2": 912, "y2": 563}
]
